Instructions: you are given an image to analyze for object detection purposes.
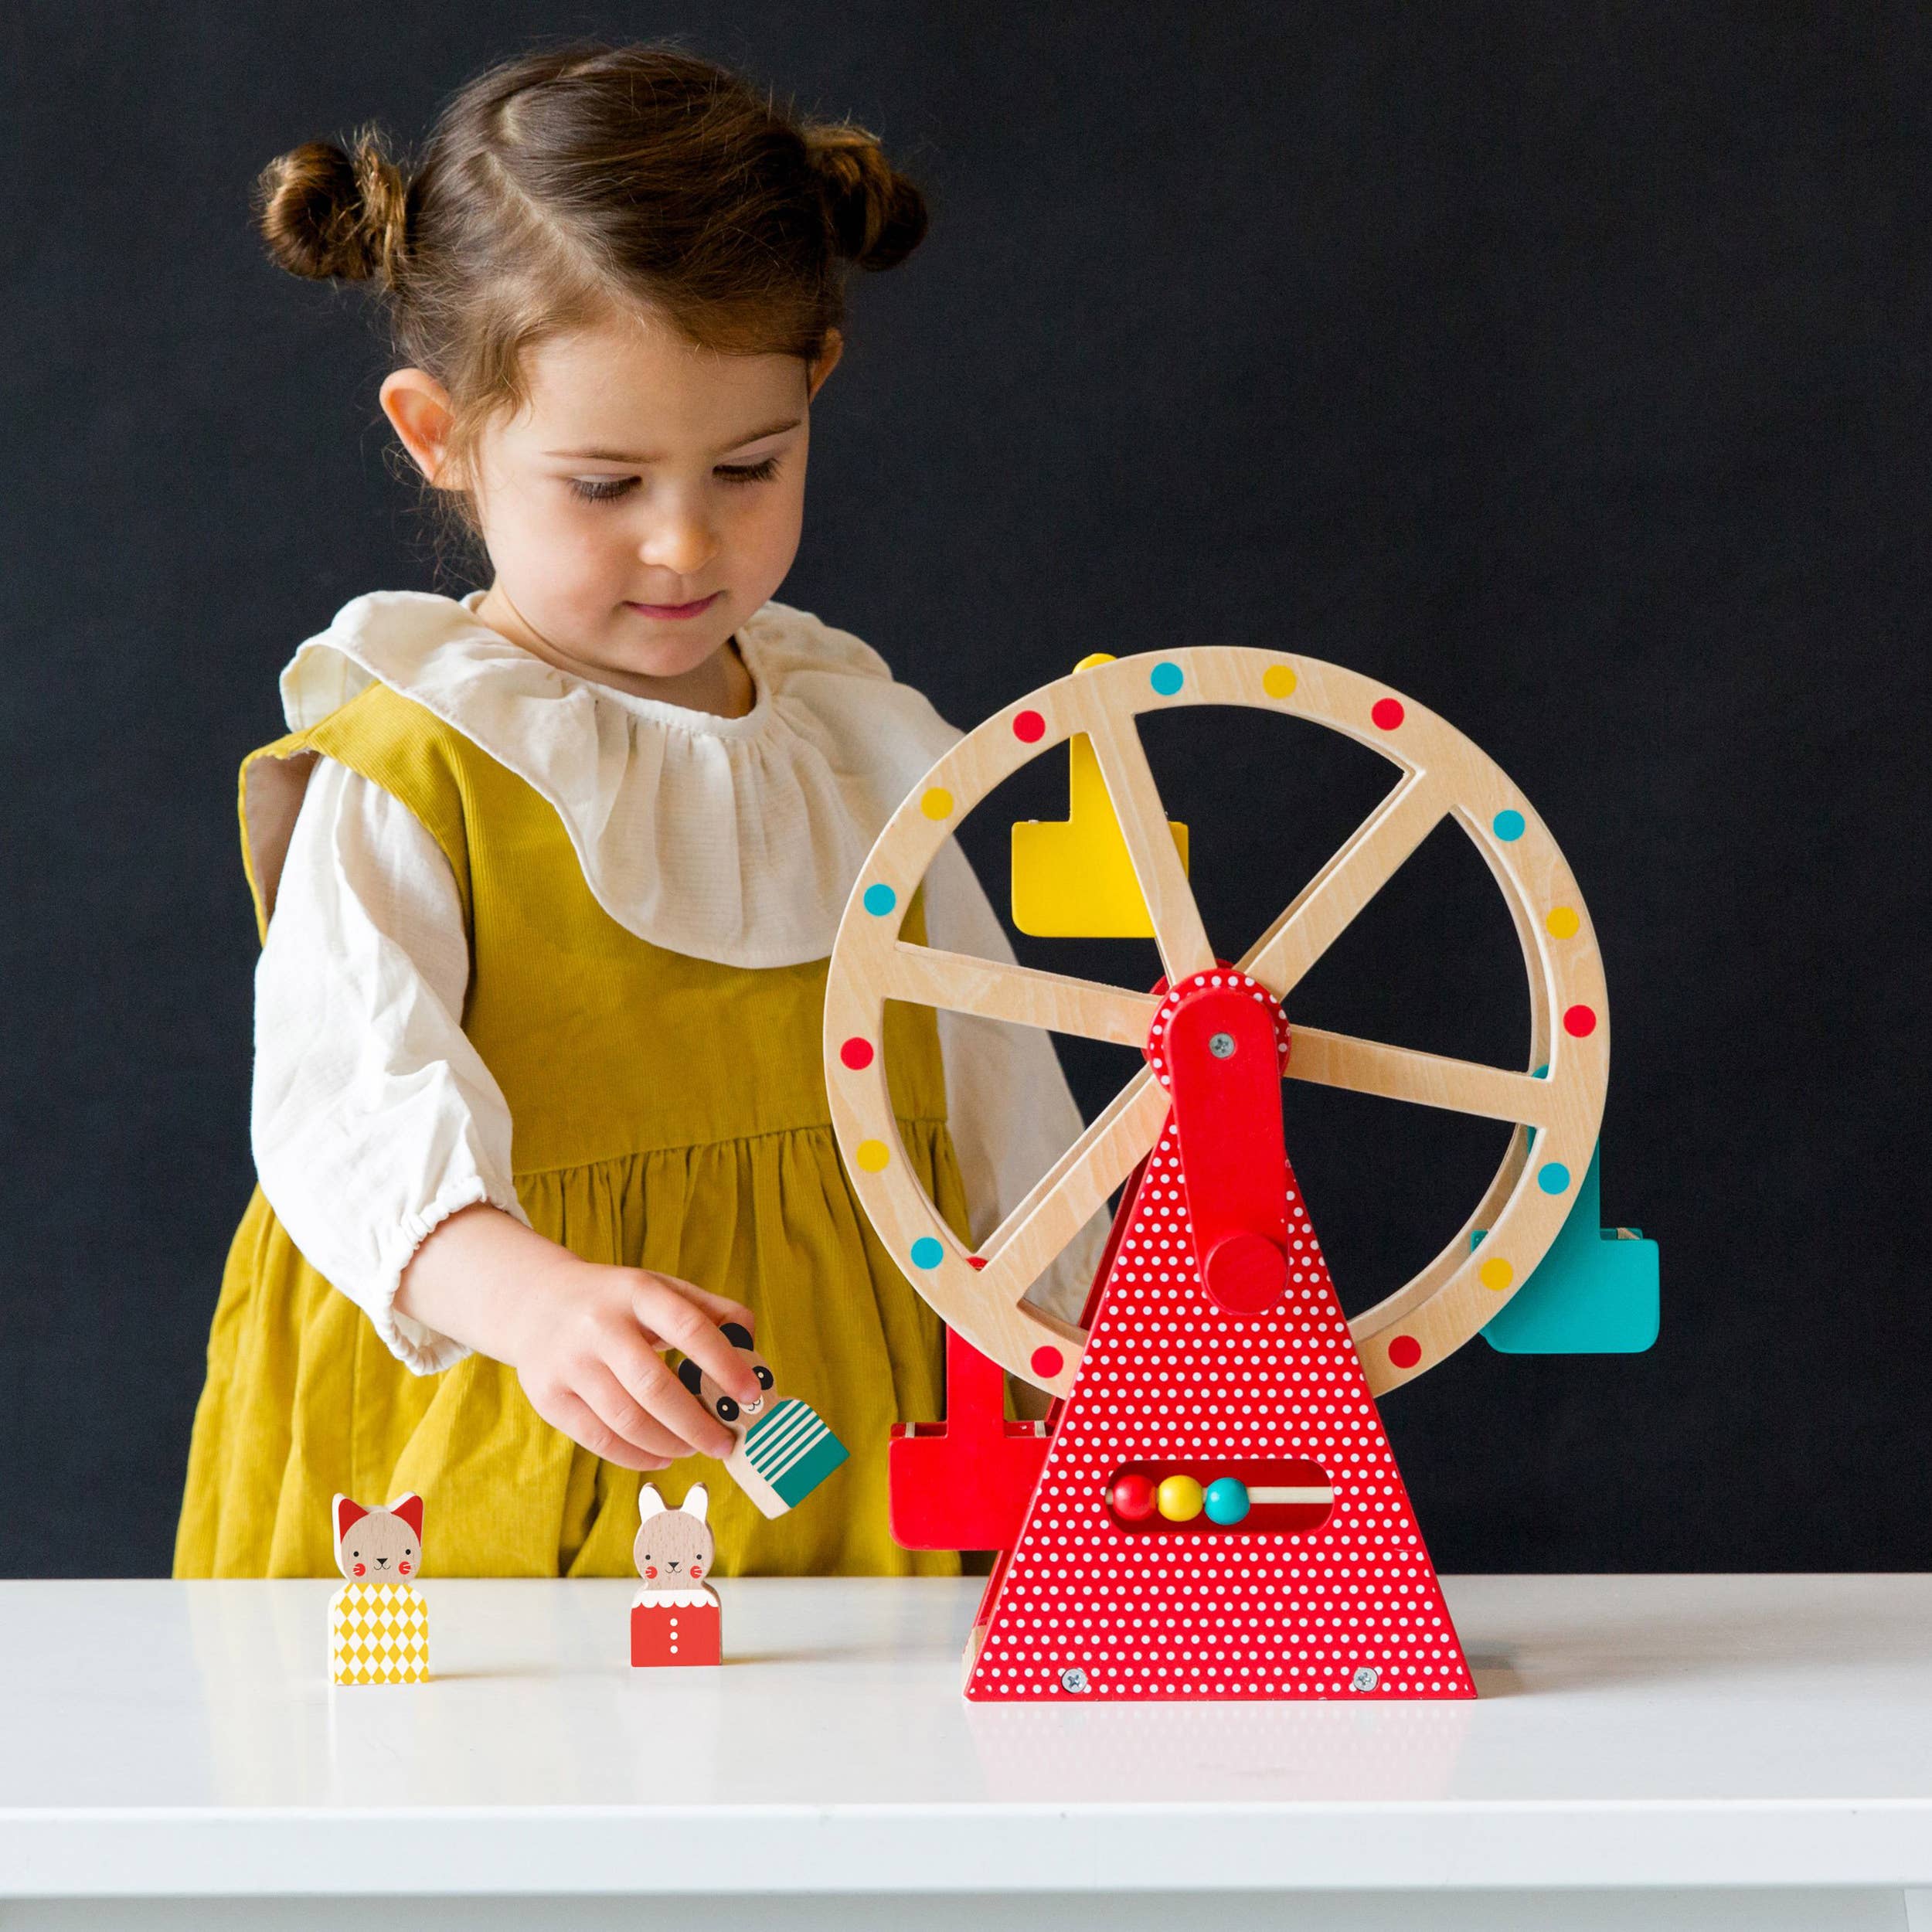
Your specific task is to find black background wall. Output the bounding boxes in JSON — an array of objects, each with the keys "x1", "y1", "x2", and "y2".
[{"x1": 2, "y1": 3, "x2": 1927, "y2": 1577}]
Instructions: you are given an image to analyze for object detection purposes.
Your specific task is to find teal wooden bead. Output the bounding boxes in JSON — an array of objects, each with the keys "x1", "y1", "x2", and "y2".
[{"x1": 1204, "y1": 1476, "x2": 1250, "y2": 1525}]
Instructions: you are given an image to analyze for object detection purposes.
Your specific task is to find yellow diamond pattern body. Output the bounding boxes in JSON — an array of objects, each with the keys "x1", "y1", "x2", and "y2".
[{"x1": 328, "y1": 1580, "x2": 430, "y2": 1685}]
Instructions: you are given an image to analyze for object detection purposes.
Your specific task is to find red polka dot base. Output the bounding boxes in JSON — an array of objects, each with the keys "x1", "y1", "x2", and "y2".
[{"x1": 966, "y1": 1124, "x2": 1474, "y2": 1702}]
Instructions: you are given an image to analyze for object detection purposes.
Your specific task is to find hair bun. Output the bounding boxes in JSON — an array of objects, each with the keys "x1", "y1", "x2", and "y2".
[
  {"x1": 255, "y1": 133, "x2": 408, "y2": 284},
  {"x1": 803, "y1": 123, "x2": 927, "y2": 271}
]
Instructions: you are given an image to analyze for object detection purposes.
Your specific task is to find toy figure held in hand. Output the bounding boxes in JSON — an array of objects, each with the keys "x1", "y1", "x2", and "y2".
[
  {"x1": 631, "y1": 1482, "x2": 723, "y2": 1667},
  {"x1": 328, "y1": 1492, "x2": 428, "y2": 1685},
  {"x1": 677, "y1": 1321, "x2": 849, "y2": 1518}
]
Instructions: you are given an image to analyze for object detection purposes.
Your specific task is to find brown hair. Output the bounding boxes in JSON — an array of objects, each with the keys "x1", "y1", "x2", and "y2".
[{"x1": 253, "y1": 43, "x2": 927, "y2": 489}]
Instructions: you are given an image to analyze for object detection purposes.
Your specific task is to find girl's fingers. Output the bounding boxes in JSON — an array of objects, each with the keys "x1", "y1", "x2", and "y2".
[
  {"x1": 577, "y1": 1362, "x2": 704, "y2": 1464},
  {"x1": 605, "y1": 1325, "x2": 741, "y2": 1460},
  {"x1": 630, "y1": 1277, "x2": 763, "y2": 1406},
  {"x1": 544, "y1": 1388, "x2": 675, "y2": 1473}
]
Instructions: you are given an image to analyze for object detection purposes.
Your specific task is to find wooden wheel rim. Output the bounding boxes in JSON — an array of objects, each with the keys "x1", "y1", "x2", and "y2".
[{"x1": 824, "y1": 648, "x2": 1609, "y2": 1399}]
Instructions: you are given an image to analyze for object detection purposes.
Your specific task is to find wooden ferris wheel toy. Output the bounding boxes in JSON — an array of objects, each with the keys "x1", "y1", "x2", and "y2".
[{"x1": 825, "y1": 647, "x2": 1618, "y2": 1702}]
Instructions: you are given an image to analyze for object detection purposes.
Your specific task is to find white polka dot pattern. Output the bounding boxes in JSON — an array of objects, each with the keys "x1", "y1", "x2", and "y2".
[{"x1": 968, "y1": 1123, "x2": 1475, "y2": 1702}]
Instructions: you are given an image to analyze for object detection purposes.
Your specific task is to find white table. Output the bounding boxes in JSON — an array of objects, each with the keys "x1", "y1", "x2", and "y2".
[{"x1": 2, "y1": 1574, "x2": 1930, "y2": 1930}]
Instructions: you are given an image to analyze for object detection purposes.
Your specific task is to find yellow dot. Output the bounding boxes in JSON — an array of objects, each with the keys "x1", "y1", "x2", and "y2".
[
  {"x1": 1073, "y1": 652, "x2": 1117, "y2": 672},
  {"x1": 1479, "y1": 1256, "x2": 1514, "y2": 1292},
  {"x1": 1156, "y1": 1474, "x2": 1204, "y2": 1522},
  {"x1": 1262, "y1": 664, "x2": 1298, "y2": 699},
  {"x1": 855, "y1": 1139, "x2": 889, "y2": 1172},
  {"x1": 1545, "y1": 906, "x2": 1580, "y2": 940},
  {"x1": 920, "y1": 787, "x2": 954, "y2": 820}
]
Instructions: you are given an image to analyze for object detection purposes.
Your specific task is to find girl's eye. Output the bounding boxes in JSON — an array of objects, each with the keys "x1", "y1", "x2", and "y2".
[{"x1": 715, "y1": 456, "x2": 781, "y2": 486}]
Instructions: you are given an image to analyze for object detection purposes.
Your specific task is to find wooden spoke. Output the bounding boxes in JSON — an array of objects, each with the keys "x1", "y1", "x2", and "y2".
[
  {"x1": 1082, "y1": 704, "x2": 1216, "y2": 984},
  {"x1": 882, "y1": 944, "x2": 1158, "y2": 1048},
  {"x1": 1287, "y1": 1026, "x2": 1558, "y2": 1128},
  {"x1": 1240, "y1": 774, "x2": 1446, "y2": 998},
  {"x1": 978, "y1": 1068, "x2": 1170, "y2": 1293}
]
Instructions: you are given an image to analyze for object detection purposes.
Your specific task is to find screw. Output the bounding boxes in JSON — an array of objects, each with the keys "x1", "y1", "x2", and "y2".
[
  {"x1": 1060, "y1": 1665, "x2": 1090, "y2": 1694},
  {"x1": 1349, "y1": 1666, "x2": 1380, "y2": 1692},
  {"x1": 1209, "y1": 1032, "x2": 1236, "y2": 1059}
]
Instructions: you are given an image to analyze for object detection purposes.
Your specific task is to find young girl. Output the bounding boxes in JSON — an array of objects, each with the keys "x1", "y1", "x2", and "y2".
[{"x1": 175, "y1": 43, "x2": 1103, "y2": 1580}]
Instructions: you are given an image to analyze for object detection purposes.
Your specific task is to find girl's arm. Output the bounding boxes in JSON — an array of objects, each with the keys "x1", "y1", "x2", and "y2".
[{"x1": 253, "y1": 759, "x2": 759, "y2": 1468}]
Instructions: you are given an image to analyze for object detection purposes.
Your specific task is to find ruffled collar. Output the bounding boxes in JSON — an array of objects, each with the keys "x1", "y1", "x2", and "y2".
[{"x1": 280, "y1": 590, "x2": 961, "y2": 968}]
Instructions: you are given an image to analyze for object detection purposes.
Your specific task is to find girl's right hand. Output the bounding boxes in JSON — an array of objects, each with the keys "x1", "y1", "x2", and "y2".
[{"x1": 393, "y1": 1204, "x2": 765, "y2": 1469}]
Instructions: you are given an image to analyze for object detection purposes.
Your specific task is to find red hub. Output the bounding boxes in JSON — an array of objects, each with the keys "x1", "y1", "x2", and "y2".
[{"x1": 1145, "y1": 968, "x2": 1293, "y2": 1316}]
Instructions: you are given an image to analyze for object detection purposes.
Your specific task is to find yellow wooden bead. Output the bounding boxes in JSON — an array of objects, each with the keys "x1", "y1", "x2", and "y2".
[
  {"x1": 1073, "y1": 652, "x2": 1117, "y2": 672},
  {"x1": 1156, "y1": 1474, "x2": 1204, "y2": 1522}
]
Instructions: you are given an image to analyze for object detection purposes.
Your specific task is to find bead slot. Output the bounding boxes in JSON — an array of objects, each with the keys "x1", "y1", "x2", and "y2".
[{"x1": 1103, "y1": 1459, "x2": 1335, "y2": 1535}]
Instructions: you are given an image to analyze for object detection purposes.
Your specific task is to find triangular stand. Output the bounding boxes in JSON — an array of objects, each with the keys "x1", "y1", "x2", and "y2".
[{"x1": 966, "y1": 1110, "x2": 1475, "y2": 1702}]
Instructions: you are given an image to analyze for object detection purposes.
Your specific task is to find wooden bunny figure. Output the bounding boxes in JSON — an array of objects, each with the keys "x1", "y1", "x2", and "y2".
[
  {"x1": 327, "y1": 1492, "x2": 429, "y2": 1685},
  {"x1": 630, "y1": 1482, "x2": 723, "y2": 1668}
]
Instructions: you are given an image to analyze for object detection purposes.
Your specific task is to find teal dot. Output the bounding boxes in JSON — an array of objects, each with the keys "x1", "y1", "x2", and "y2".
[
  {"x1": 862, "y1": 883, "x2": 897, "y2": 917},
  {"x1": 1537, "y1": 1162, "x2": 1572, "y2": 1195},
  {"x1": 910, "y1": 1236, "x2": 944, "y2": 1269},
  {"x1": 1492, "y1": 809, "x2": 1526, "y2": 842},
  {"x1": 1150, "y1": 661, "x2": 1185, "y2": 696}
]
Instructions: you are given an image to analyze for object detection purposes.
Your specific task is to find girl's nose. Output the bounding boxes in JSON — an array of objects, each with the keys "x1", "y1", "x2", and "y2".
[{"x1": 639, "y1": 505, "x2": 718, "y2": 578}]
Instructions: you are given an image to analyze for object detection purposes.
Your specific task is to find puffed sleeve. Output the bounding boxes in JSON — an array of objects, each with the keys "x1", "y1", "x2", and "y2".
[
  {"x1": 251, "y1": 757, "x2": 529, "y2": 1373},
  {"x1": 920, "y1": 837, "x2": 1114, "y2": 1325}
]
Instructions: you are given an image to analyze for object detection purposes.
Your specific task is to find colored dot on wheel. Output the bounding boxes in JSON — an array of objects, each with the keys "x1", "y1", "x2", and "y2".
[
  {"x1": 1492, "y1": 809, "x2": 1526, "y2": 842},
  {"x1": 1150, "y1": 661, "x2": 1185, "y2": 696},
  {"x1": 1110, "y1": 1471, "x2": 1158, "y2": 1522},
  {"x1": 1204, "y1": 1476, "x2": 1250, "y2": 1526},
  {"x1": 920, "y1": 787, "x2": 954, "y2": 820},
  {"x1": 1538, "y1": 1161, "x2": 1572, "y2": 1195},
  {"x1": 1157, "y1": 1474, "x2": 1204, "y2": 1522},
  {"x1": 1479, "y1": 1256, "x2": 1514, "y2": 1292},
  {"x1": 910, "y1": 1236, "x2": 944, "y2": 1270},
  {"x1": 1388, "y1": 1334, "x2": 1422, "y2": 1369},
  {"x1": 1263, "y1": 664, "x2": 1297, "y2": 699},
  {"x1": 1074, "y1": 652, "x2": 1117, "y2": 673},
  {"x1": 855, "y1": 1138, "x2": 889, "y2": 1172},
  {"x1": 1012, "y1": 709, "x2": 1046, "y2": 743},
  {"x1": 838, "y1": 1036, "x2": 874, "y2": 1070},
  {"x1": 1371, "y1": 697, "x2": 1405, "y2": 730},
  {"x1": 1563, "y1": 1003, "x2": 1597, "y2": 1038},
  {"x1": 862, "y1": 883, "x2": 897, "y2": 917},
  {"x1": 1546, "y1": 906, "x2": 1580, "y2": 939},
  {"x1": 1029, "y1": 1345, "x2": 1063, "y2": 1379}
]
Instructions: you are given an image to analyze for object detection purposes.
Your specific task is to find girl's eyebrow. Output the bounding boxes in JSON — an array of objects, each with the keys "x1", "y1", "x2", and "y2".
[{"x1": 545, "y1": 416, "x2": 804, "y2": 464}]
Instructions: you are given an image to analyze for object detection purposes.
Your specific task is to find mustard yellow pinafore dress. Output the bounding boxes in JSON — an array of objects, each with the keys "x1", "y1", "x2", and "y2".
[{"x1": 175, "y1": 679, "x2": 968, "y2": 1578}]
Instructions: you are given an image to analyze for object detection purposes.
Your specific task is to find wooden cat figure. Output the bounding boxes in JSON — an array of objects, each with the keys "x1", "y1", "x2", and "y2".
[
  {"x1": 631, "y1": 1482, "x2": 723, "y2": 1668},
  {"x1": 328, "y1": 1492, "x2": 430, "y2": 1685}
]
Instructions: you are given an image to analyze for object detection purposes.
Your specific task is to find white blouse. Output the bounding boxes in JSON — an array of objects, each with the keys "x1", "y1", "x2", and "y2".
[{"x1": 251, "y1": 590, "x2": 1109, "y2": 1375}]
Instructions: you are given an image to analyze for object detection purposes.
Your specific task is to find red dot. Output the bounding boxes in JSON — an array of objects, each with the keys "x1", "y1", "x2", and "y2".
[
  {"x1": 1012, "y1": 709, "x2": 1046, "y2": 743},
  {"x1": 1029, "y1": 1345, "x2": 1063, "y2": 1379},
  {"x1": 1388, "y1": 1335, "x2": 1422, "y2": 1369},
  {"x1": 1563, "y1": 1004, "x2": 1597, "y2": 1038},
  {"x1": 967, "y1": 1256, "x2": 988, "y2": 1271},
  {"x1": 838, "y1": 1036, "x2": 874, "y2": 1070},
  {"x1": 1371, "y1": 698, "x2": 1405, "y2": 730}
]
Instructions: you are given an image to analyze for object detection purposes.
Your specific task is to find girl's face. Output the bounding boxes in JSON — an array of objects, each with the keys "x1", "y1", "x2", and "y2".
[{"x1": 386, "y1": 307, "x2": 840, "y2": 706}]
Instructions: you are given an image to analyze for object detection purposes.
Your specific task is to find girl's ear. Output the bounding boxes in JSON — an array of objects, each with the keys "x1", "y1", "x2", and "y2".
[
  {"x1": 638, "y1": 1482, "x2": 666, "y2": 1522},
  {"x1": 682, "y1": 1483, "x2": 709, "y2": 1525},
  {"x1": 379, "y1": 369, "x2": 459, "y2": 487},
  {"x1": 387, "y1": 1493, "x2": 424, "y2": 1539},
  {"x1": 334, "y1": 1495, "x2": 369, "y2": 1544},
  {"x1": 807, "y1": 329, "x2": 843, "y2": 401}
]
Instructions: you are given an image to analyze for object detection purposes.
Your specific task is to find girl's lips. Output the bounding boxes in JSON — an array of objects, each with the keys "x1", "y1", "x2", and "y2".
[{"x1": 626, "y1": 591, "x2": 720, "y2": 620}]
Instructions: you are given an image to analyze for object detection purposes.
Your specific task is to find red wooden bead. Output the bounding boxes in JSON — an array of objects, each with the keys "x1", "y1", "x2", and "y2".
[{"x1": 1110, "y1": 1471, "x2": 1158, "y2": 1522}]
